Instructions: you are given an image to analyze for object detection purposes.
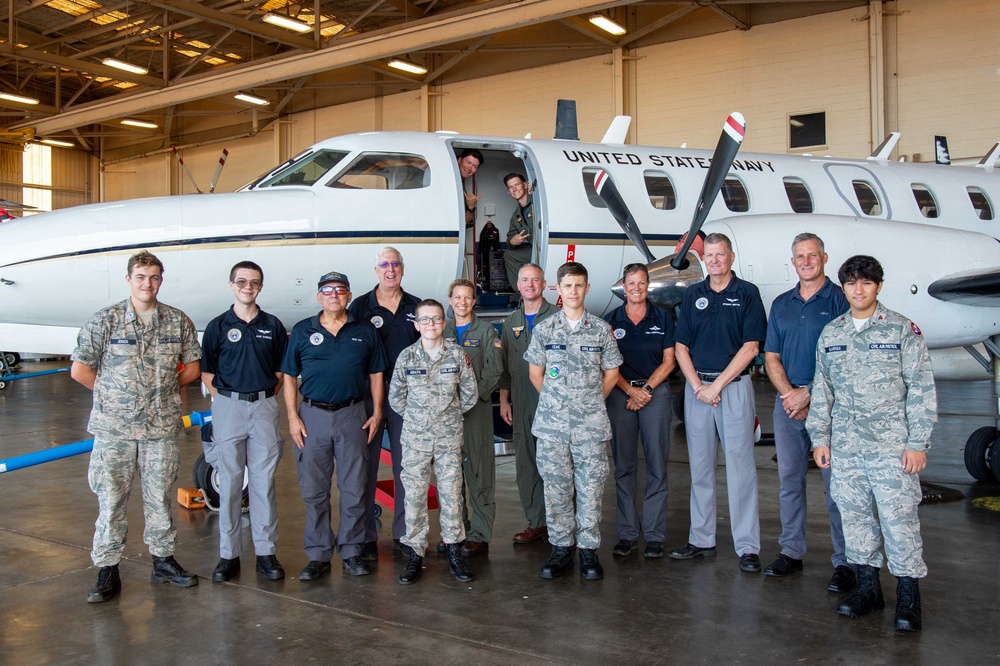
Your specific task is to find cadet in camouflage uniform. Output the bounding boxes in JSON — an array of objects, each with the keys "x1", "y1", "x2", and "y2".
[
  {"x1": 444, "y1": 279, "x2": 502, "y2": 558},
  {"x1": 807, "y1": 255, "x2": 936, "y2": 633},
  {"x1": 70, "y1": 250, "x2": 202, "y2": 603},
  {"x1": 499, "y1": 263, "x2": 558, "y2": 543},
  {"x1": 524, "y1": 262, "x2": 622, "y2": 581},
  {"x1": 390, "y1": 300, "x2": 479, "y2": 585}
]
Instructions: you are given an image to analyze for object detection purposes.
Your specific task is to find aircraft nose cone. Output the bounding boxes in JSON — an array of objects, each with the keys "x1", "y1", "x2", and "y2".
[{"x1": 613, "y1": 252, "x2": 704, "y2": 311}]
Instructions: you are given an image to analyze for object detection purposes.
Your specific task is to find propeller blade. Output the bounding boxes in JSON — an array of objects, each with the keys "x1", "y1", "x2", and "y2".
[
  {"x1": 173, "y1": 147, "x2": 203, "y2": 194},
  {"x1": 670, "y1": 112, "x2": 745, "y2": 270},
  {"x1": 0, "y1": 198, "x2": 36, "y2": 210},
  {"x1": 209, "y1": 148, "x2": 229, "y2": 193},
  {"x1": 594, "y1": 169, "x2": 655, "y2": 263}
]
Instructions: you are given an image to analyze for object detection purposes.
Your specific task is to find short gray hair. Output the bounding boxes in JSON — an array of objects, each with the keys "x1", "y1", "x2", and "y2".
[
  {"x1": 375, "y1": 246, "x2": 403, "y2": 266},
  {"x1": 791, "y1": 232, "x2": 825, "y2": 255},
  {"x1": 703, "y1": 232, "x2": 733, "y2": 253}
]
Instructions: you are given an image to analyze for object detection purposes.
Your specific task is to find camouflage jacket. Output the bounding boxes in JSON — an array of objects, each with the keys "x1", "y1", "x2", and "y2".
[
  {"x1": 389, "y1": 340, "x2": 478, "y2": 450},
  {"x1": 806, "y1": 301, "x2": 937, "y2": 453},
  {"x1": 444, "y1": 313, "x2": 502, "y2": 403},
  {"x1": 72, "y1": 298, "x2": 202, "y2": 439}
]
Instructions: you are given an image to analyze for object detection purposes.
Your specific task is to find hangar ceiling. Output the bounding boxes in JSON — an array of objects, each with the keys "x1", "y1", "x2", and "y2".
[{"x1": 0, "y1": 0, "x2": 866, "y2": 156}]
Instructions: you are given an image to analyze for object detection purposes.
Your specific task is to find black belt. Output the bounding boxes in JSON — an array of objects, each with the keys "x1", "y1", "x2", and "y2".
[
  {"x1": 217, "y1": 388, "x2": 275, "y2": 402},
  {"x1": 303, "y1": 396, "x2": 363, "y2": 412},
  {"x1": 696, "y1": 371, "x2": 749, "y2": 383},
  {"x1": 627, "y1": 379, "x2": 648, "y2": 387}
]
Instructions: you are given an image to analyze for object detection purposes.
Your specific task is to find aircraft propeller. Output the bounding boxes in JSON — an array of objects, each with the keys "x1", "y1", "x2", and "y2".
[{"x1": 593, "y1": 170, "x2": 656, "y2": 263}]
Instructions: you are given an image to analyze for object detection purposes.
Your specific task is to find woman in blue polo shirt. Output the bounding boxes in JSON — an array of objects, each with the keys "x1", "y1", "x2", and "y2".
[{"x1": 606, "y1": 263, "x2": 676, "y2": 559}]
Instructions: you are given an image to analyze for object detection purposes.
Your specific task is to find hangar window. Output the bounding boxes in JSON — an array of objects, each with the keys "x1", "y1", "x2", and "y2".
[
  {"x1": 643, "y1": 171, "x2": 677, "y2": 210},
  {"x1": 257, "y1": 150, "x2": 349, "y2": 187},
  {"x1": 329, "y1": 153, "x2": 430, "y2": 190},
  {"x1": 783, "y1": 177, "x2": 813, "y2": 213},
  {"x1": 582, "y1": 167, "x2": 608, "y2": 208},
  {"x1": 911, "y1": 184, "x2": 938, "y2": 218},
  {"x1": 789, "y1": 112, "x2": 826, "y2": 150},
  {"x1": 852, "y1": 180, "x2": 882, "y2": 216},
  {"x1": 721, "y1": 176, "x2": 750, "y2": 212},
  {"x1": 967, "y1": 186, "x2": 994, "y2": 221}
]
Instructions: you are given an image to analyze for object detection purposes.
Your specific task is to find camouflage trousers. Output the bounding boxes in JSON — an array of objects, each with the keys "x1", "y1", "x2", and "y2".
[
  {"x1": 537, "y1": 437, "x2": 610, "y2": 549},
  {"x1": 831, "y1": 448, "x2": 927, "y2": 578},
  {"x1": 400, "y1": 440, "x2": 465, "y2": 556},
  {"x1": 88, "y1": 434, "x2": 180, "y2": 566}
]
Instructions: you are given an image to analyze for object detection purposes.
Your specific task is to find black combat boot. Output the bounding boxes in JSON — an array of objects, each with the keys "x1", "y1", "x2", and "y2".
[
  {"x1": 894, "y1": 576, "x2": 922, "y2": 632},
  {"x1": 398, "y1": 551, "x2": 423, "y2": 585},
  {"x1": 447, "y1": 543, "x2": 475, "y2": 582},
  {"x1": 151, "y1": 555, "x2": 199, "y2": 588},
  {"x1": 539, "y1": 546, "x2": 575, "y2": 579},
  {"x1": 837, "y1": 564, "x2": 884, "y2": 617},
  {"x1": 87, "y1": 564, "x2": 121, "y2": 603},
  {"x1": 579, "y1": 548, "x2": 604, "y2": 580}
]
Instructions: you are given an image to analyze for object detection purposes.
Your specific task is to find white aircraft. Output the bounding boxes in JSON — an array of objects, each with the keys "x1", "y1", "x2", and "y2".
[{"x1": 2, "y1": 103, "x2": 1000, "y2": 481}]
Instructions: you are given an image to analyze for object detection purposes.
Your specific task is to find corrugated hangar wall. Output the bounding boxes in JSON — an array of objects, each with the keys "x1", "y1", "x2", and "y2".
[{"x1": 100, "y1": 0, "x2": 1000, "y2": 203}]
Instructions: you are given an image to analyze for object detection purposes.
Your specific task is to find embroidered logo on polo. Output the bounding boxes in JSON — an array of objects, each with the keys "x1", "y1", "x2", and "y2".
[
  {"x1": 370, "y1": 316, "x2": 384, "y2": 328},
  {"x1": 406, "y1": 368, "x2": 427, "y2": 376},
  {"x1": 227, "y1": 328, "x2": 242, "y2": 342},
  {"x1": 548, "y1": 365, "x2": 560, "y2": 378},
  {"x1": 695, "y1": 297, "x2": 709, "y2": 310},
  {"x1": 613, "y1": 328, "x2": 626, "y2": 339},
  {"x1": 824, "y1": 345, "x2": 847, "y2": 353},
  {"x1": 723, "y1": 298, "x2": 741, "y2": 307},
  {"x1": 309, "y1": 333, "x2": 323, "y2": 346},
  {"x1": 870, "y1": 343, "x2": 900, "y2": 350}
]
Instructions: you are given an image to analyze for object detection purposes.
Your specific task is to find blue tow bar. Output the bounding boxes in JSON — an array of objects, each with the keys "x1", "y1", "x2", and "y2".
[{"x1": 0, "y1": 366, "x2": 71, "y2": 384}]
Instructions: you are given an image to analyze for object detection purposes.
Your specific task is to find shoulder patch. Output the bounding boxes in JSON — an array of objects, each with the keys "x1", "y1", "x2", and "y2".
[
  {"x1": 465, "y1": 354, "x2": 472, "y2": 367},
  {"x1": 494, "y1": 338, "x2": 502, "y2": 349},
  {"x1": 910, "y1": 321, "x2": 922, "y2": 337}
]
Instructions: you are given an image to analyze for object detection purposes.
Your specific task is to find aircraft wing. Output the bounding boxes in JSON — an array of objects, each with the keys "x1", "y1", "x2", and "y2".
[{"x1": 928, "y1": 267, "x2": 1000, "y2": 306}]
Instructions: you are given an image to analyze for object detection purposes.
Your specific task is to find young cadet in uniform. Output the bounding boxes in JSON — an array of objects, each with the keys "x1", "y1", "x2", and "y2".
[
  {"x1": 444, "y1": 279, "x2": 502, "y2": 558},
  {"x1": 807, "y1": 255, "x2": 936, "y2": 633},
  {"x1": 282, "y1": 271, "x2": 387, "y2": 579},
  {"x1": 390, "y1": 299, "x2": 479, "y2": 585},
  {"x1": 669, "y1": 232, "x2": 767, "y2": 573},
  {"x1": 763, "y1": 234, "x2": 854, "y2": 591},
  {"x1": 348, "y1": 247, "x2": 422, "y2": 558},
  {"x1": 502, "y1": 173, "x2": 534, "y2": 292},
  {"x1": 71, "y1": 250, "x2": 202, "y2": 603},
  {"x1": 201, "y1": 261, "x2": 288, "y2": 583},
  {"x1": 499, "y1": 263, "x2": 558, "y2": 544},
  {"x1": 525, "y1": 262, "x2": 623, "y2": 581}
]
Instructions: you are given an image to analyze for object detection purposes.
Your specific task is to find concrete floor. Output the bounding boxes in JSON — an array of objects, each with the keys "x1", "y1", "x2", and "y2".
[{"x1": 1, "y1": 362, "x2": 999, "y2": 664}]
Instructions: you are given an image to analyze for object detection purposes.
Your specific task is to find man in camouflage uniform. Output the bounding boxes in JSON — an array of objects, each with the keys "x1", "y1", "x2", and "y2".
[
  {"x1": 524, "y1": 262, "x2": 622, "y2": 581},
  {"x1": 499, "y1": 263, "x2": 557, "y2": 544},
  {"x1": 807, "y1": 255, "x2": 936, "y2": 633},
  {"x1": 390, "y1": 299, "x2": 478, "y2": 585},
  {"x1": 71, "y1": 250, "x2": 202, "y2": 603}
]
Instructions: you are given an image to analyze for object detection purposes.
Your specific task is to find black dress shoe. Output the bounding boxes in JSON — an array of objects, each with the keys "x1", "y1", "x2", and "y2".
[
  {"x1": 360, "y1": 541, "x2": 378, "y2": 563},
  {"x1": 644, "y1": 542, "x2": 664, "y2": 559},
  {"x1": 764, "y1": 554, "x2": 803, "y2": 577},
  {"x1": 151, "y1": 556, "x2": 199, "y2": 587},
  {"x1": 669, "y1": 543, "x2": 716, "y2": 560},
  {"x1": 740, "y1": 553, "x2": 762, "y2": 573},
  {"x1": 299, "y1": 560, "x2": 331, "y2": 581},
  {"x1": 579, "y1": 548, "x2": 604, "y2": 580},
  {"x1": 612, "y1": 539, "x2": 638, "y2": 557},
  {"x1": 212, "y1": 557, "x2": 241, "y2": 582},
  {"x1": 342, "y1": 555, "x2": 371, "y2": 577},
  {"x1": 87, "y1": 564, "x2": 121, "y2": 603},
  {"x1": 256, "y1": 555, "x2": 285, "y2": 580},
  {"x1": 539, "y1": 546, "x2": 574, "y2": 579},
  {"x1": 827, "y1": 565, "x2": 858, "y2": 593}
]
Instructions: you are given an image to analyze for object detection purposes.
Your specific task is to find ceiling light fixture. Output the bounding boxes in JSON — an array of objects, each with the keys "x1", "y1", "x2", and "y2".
[
  {"x1": 589, "y1": 14, "x2": 627, "y2": 36},
  {"x1": 388, "y1": 59, "x2": 427, "y2": 75},
  {"x1": 0, "y1": 92, "x2": 40, "y2": 105},
  {"x1": 121, "y1": 118, "x2": 158, "y2": 129},
  {"x1": 263, "y1": 12, "x2": 312, "y2": 33},
  {"x1": 40, "y1": 138, "x2": 75, "y2": 148},
  {"x1": 234, "y1": 92, "x2": 270, "y2": 106},
  {"x1": 102, "y1": 58, "x2": 149, "y2": 75}
]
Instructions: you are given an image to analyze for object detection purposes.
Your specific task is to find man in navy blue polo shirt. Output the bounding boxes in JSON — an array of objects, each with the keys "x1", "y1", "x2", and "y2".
[
  {"x1": 348, "y1": 247, "x2": 422, "y2": 557},
  {"x1": 763, "y1": 233, "x2": 854, "y2": 591},
  {"x1": 201, "y1": 261, "x2": 288, "y2": 583},
  {"x1": 282, "y1": 271, "x2": 388, "y2": 579},
  {"x1": 670, "y1": 232, "x2": 767, "y2": 573}
]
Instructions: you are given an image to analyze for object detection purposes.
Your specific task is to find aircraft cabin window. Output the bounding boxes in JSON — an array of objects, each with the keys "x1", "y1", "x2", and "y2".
[
  {"x1": 783, "y1": 177, "x2": 813, "y2": 213},
  {"x1": 911, "y1": 184, "x2": 938, "y2": 218},
  {"x1": 721, "y1": 176, "x2": 750, "y2": 212},
  {"x1": 643, "y1": 171, "x2": 677, "y2": 210},
  {"x1": 582, "y1": 168, "x2": 608, "y2": 208},
  {"x1": 328, "y1": 153, "x2": 431, "y2": 190},
  {"x1": 852, "y1": 180, "x2": 882, "y2": 216},
  {"x1": 968, "y1": 186, "x2": 994, "y2": 221},
  {"x1": 257, "y1": 150, "x2": 350, "y2": 188}
]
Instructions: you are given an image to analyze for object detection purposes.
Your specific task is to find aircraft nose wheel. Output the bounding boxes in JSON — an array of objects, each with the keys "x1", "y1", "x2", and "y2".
[
  {"x1": 192, "y1": 452, "x2": 250, "y2": 510},
  {"x1": 964, "y1": 426, "x2": 1000, "y2": 483}
]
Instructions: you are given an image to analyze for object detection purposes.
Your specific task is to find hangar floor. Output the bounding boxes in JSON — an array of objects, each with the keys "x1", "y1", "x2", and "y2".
[{"x1": 1, "y1": 362, "x2": 999, "y2": 664}]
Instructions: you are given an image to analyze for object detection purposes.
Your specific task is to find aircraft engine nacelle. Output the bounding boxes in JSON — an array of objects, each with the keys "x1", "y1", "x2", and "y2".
[{"x1": 611, "y1": 251, "x2": 705, "y2": 312}]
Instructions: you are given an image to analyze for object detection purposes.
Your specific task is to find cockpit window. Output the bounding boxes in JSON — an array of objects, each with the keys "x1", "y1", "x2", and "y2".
[
  {"x1": 968, "y1": 186, "x2": 994, "y2": 221},
  {"x1": 581, "y1": 168, "x2": 608, "y2": 208},
  {"x1": 911, "y1": 184, "x2": 938, "y2": 218},
  {"x1": 852, "y1": 180, "x2": 882, "y2": 216},
  {"x1": 643, "y1": 170, "x2": 677, "y2": 210},
  {"x1": 255, "y1": 150, "x2": 350, "y2": 188},
  {"x1": 783, "y1": 177, "x2": 813, "y2": 213},
  {"x1": 721, "y1": 176, "x2": 750, "y2": 212},
  {"x1": 328, "y1": 153, "x2": 430, "y2": 190}
]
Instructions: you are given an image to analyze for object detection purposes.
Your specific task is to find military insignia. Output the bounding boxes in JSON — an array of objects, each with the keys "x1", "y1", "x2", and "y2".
[
  {"x1": 494, "y1": 339, "x2": 502, "y2": 348},
  {"x1": 465, "y1": 355, "x2": 472, "y2": 367},
  {"x1": 548, "y1": 365, "x2": 560, "y2": 378},
  {"x1": 125, "y1": 311, "x2": 135, "y2": 321},
  {"x1": 910, "y1": 322, "x2": 922, "y2": 336},
  {"x1": 309, "y1": 332, "x2": 323, "y2": 346},
  {"x1": 613, "y1": 328, "x2": 626, "y2": 339},
  {"x1": 370, "y1": 315, "x2": 384, "y2": 328},
  {"x1": 463, "y1": 339, "x2": 480, "y2": 348},
  {"x1": 512, "y1": 326, "x2": 524, "y2": 339},
  {"x1": 695, "y1": 297, "x2": 709, "y2": 310},
  {"x1": 227, "y1": 328, "x2": 242, "y2": 342}
]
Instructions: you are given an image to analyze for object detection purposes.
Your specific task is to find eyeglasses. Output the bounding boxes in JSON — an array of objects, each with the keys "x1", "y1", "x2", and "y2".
[
  {"x1": 416, "y1": 316, "x2": 444, "y2": 325},
  {"x1": 319, "y1": 285, "x2": 349, "y2": 295},
  {"x1": 233, "y1": 278, "x2": 262, "y2": 290},
  {"x1": 377, "y1": 261, "x2": 401, "y2": 270}
]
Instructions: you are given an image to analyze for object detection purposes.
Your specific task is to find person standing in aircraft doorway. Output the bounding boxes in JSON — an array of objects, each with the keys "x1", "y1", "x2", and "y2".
[
  {"x1": 458, "y1": 149, "x2": 484, "y2": 228},
  {"x1": 503, "y1": 173, "x2": 535, "y2": 293}
]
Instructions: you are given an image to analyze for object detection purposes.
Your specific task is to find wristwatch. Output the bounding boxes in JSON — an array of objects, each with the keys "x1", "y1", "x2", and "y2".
[{"x1": 642, "y1": 384, "x2": 654, "y2": 395}]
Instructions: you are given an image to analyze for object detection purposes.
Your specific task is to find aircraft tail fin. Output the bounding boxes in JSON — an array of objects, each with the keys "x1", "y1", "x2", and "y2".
[
  {"x1": 554, "y1": 100, "x2": 579, "y2": 141},
  {"x1": 601, "y1": 116, "x2": 631, "y2": 144},
  {"x1": 976, "y1": 142, "x2": 1000, "y2": 170},
  {"x1": 868, "y1": 132, "x2": 900, "y2": 161},
  {"x1": 934, "y1": 135, "x2": 951, "y2": 164}
]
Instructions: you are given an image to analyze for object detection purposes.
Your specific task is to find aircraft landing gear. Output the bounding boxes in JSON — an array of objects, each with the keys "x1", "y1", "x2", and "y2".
[
  {"x1": 3, "y1": 351, "x2": 19, "y2": 367},
  {"x1": 963, "y1": 334, "x2": 1000, "y2": 482}
]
